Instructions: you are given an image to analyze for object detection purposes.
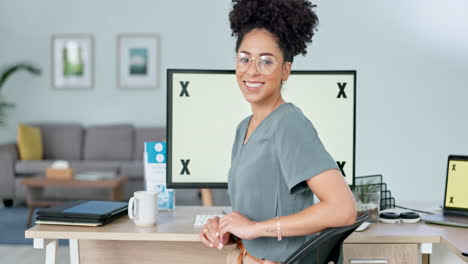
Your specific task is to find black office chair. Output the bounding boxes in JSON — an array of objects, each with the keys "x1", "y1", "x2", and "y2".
[{"x1": 282, "y1": 214, "x2": 368, "y2": 264}]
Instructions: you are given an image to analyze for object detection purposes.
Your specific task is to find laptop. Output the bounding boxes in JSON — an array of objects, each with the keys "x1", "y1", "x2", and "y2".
[
  {"x1": 36, "y1": 200, "x2": 128, "y2": 226},
  {"x1": 422, "y1": 155, "x2": 468, "y2": 228}
]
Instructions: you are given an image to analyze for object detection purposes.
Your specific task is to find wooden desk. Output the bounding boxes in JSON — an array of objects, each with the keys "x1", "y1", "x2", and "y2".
[
  {"x1": 26, "y1": 206, "x2": 232, "y2": 264},
  {"x1": 344, "y1": 222, "x2": 468, "y2": 264},
  {"x1": 25, "y1": 206, "x2": 468, "y2": 264}
]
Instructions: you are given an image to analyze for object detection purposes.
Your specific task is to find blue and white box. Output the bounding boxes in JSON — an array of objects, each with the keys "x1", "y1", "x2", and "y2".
[{"x1": 144, "y1": 142, "x2": 175, "y2": 210}]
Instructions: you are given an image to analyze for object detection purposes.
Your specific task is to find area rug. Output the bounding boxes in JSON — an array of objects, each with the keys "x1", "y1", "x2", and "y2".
[
  {"x1": 0, "y1": 206, "x2": 35, "y2": 245},
  {"x1": 0, "y1": 206, "x2": 68, "y2": 245}
]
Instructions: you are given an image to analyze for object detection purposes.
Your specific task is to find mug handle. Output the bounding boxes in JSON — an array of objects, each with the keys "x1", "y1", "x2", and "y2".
[{"x1": 128, "y1": 197, "x2": 138, "y2": 220}]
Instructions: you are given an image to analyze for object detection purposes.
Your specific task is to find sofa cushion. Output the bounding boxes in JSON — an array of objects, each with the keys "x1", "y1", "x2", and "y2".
[
  {"x1": 69, "y1": 161, "x2": 121, "y2": 174},
  {"x1": 17, "y1": 124, "x2": 43, "y2": 160},
  {"x1": 83, "y1": 124, "x2": 134, "y2": 161},
  {"x1": 134, "y1": 127, "x2": 166, "y2": 160},
  {"x1": 120, "y1": 161, "x2": 144, "y2": 179},
  {"x1": 31, "y1": 123, "x2": 83, "y2": 160},
  {"x1": 16, "y1": 160, "x2": 55, "y2": 175}
]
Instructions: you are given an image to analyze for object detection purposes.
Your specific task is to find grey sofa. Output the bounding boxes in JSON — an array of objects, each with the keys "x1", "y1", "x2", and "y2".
[
  {"x1": 0, "y1": 123, "x2": 164, "y2": 205},
  {"x1": 0, "y1": 123, "x2": 230, "y2": 207}
]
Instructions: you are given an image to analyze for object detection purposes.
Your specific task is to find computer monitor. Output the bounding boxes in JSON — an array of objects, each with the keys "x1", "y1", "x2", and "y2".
[
  {"x1": 167, "y1": 69, "x2": 356, "y2": 188},
  {"x1": 444, "y1": 155, "x2": 468, "y2": 216}
]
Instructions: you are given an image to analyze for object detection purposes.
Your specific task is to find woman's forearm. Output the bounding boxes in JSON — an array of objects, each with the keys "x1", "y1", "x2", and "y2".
[
  {"x1": 251, "y1": 170, "x2": 357, "y2": 239},
  {"x1": 254, "y1": 198, "x2": 357, "y2": 238}
]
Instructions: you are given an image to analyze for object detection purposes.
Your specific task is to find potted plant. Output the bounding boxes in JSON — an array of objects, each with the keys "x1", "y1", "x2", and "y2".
[
  {"x1": 353, "y1": 180, "x2": 381, "y2": 222},
  {"x1": 0, "y1": 63, "x2": 41, "y2": 126}
]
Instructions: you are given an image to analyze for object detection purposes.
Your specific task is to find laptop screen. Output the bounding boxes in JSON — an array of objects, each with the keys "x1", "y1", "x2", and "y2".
[{"x1": 445, "y1": 156, "x2": 468, "y2": 210}]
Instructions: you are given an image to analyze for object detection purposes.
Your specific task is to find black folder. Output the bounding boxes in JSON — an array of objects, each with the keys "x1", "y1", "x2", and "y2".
[{"x1": 36, "y1": 200, "x2": 128, "y2": 226}]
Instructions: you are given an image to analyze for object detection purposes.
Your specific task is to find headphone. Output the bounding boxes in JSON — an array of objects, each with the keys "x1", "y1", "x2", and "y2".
[{"x1": 379, "y1": 211, "x2": 420, "y2": 224}]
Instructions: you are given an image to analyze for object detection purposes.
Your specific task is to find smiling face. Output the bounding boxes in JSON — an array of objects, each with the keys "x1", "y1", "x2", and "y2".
[{"x1": 235, "y1": 29, "x2": 291, "y2": 106}]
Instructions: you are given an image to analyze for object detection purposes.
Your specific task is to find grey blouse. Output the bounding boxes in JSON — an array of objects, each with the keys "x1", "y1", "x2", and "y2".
[{"x1": 227, "y1": 103, "x2": 338, "y2": 262}]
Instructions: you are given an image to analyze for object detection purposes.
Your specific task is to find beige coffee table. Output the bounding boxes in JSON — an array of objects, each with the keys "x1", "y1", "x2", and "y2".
[{"x1": 21, "y1": 175, "x2": 128, "y2": 226}]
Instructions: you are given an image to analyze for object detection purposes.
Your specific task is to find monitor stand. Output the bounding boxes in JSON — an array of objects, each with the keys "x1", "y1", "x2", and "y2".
[{"x1": 200, "y1": 189, "x2": 213, "y2": 206}]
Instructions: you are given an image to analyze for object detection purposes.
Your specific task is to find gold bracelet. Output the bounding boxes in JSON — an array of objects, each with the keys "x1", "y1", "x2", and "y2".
[{"x1": 276, "y1": 216, "x2": 282, "y2": 241}]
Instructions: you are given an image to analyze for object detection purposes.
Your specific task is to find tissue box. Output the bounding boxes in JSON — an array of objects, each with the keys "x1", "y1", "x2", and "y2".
[{"x1": 46, "y1": 168, "x2": 74, "y2": 180}]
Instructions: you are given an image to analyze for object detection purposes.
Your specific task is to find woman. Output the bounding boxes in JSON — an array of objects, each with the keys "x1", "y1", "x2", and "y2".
[{"x1": 200, "y1": 0, "x2": 357, "y2": 263}]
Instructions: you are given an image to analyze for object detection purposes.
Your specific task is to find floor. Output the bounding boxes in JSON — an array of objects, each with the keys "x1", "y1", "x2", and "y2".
[{"x1": 0, "y1": 245, "x2": 69, "y2": 264}]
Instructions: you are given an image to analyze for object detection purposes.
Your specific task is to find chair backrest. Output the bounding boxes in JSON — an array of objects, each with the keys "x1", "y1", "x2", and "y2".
[{"x1": 282, "y1": 214, "x2": 368, "y2": 264}]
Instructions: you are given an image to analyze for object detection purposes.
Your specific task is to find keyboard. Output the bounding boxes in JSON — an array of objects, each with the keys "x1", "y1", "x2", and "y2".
[{"x1": 193, "y1": 214, "x2": 224, "y2": 227}]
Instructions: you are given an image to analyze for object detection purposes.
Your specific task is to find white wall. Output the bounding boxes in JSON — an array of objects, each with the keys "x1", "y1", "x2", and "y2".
[
  {"x1": 0, "y1": 0, "x2": 235, "y2": 134},
  {"x1": 1, "y1": 0, "x2": 467, "y2": 204}
]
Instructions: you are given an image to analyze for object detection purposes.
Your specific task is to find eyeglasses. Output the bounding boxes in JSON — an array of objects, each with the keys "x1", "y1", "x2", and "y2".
[{"x1": 235, "y1": 52, "x2": 281, "y2": 75}]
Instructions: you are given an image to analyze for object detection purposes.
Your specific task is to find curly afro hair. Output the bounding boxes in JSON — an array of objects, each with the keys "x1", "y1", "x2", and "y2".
[{"x1": 229, "y1": 0, "x2": 319, "y2": 62}]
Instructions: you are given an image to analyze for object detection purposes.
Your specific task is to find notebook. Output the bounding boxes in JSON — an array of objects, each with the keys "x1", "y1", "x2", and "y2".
[
  {"x1": 422, "y1": 155, "x2": 468, "y2": 228},
  {"x1": 36, "y1": 200, "x2": 128, "y2": 226}
]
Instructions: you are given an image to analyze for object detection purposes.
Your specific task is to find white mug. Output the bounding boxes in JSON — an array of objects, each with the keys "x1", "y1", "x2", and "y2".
[{"x1": 128, "y1": 191, "x2": 158, "y2": 226}]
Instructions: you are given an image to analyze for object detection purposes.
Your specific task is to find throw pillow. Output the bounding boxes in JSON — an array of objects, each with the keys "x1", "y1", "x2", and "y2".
[{"x1": 17, "y1": 123, "x2": 44, "y2": 160}]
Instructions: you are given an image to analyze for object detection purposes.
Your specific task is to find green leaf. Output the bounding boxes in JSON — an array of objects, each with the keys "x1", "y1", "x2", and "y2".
[
  {"x1": 0, "y1": 63, "x2": 42, "y2": 93},
  {"x1": 0, "y1": 63, "x2": 40, "y2": 126},
  {"x1": 354, "y1": 178, "x2": 380, "y2": 204}
]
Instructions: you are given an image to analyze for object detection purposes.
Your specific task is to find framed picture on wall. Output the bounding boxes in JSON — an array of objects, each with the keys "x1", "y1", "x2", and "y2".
[
  {"x1": 52, "y1": 34, "x2": 94, "y2": 89},
  {"x1": 118, "y1": 34, "x2": 159, "y2": 89}
]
